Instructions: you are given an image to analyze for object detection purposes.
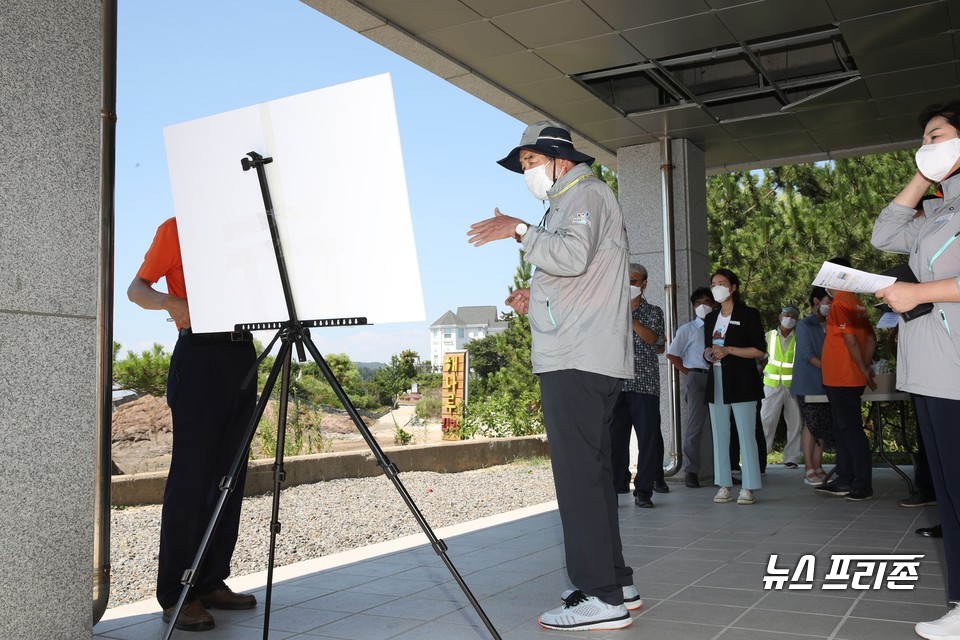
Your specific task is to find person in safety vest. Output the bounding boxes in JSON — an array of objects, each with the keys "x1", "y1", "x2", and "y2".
[{"x1": 760, "y1": 304, "x2": 803, "y2": 468}]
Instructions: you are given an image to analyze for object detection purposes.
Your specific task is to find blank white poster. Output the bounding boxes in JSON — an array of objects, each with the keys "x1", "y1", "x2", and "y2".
[{"x1": 163, "y1": 73, "x2": 425, "y2": 333}]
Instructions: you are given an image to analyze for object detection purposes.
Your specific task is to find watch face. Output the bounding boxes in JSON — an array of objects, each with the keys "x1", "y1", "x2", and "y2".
[{"x1": 516, "y1": 223, "x2": 528, "y2": 235}]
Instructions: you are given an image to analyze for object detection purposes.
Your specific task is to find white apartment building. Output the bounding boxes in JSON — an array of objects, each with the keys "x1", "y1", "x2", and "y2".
[{"x1": 428, "y1": 305, "x2": 508, "y2": 371}]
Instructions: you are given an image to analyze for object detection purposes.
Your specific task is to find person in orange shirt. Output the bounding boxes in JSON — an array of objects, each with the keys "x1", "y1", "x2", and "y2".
[
  {"x1": 128, "y1": 217, "x2": 258, "y2": 631},
  {"x1": 816, "y1": 257, "x2": 877, "y2": 502}
]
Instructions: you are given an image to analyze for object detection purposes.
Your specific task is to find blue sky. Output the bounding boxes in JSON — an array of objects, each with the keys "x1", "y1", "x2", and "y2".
[{"x1": 115, "y1": 0, "x2": 544, "y2": 363}]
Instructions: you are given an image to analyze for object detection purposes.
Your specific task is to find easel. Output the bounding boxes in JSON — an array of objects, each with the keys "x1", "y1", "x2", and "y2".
[{"x1": 162, "y1": 151, "x2": 501, "y2": 640}]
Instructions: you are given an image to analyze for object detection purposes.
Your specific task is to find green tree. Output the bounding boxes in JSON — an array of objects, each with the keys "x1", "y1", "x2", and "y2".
[
  {"x1": 371, "y1": 353, "x2": 415, "y2": 406},
  {"x1": 706, "y1": 150, "x2": 919, "y2": 329},
  {"x1": 465, "y1": 333, "x2": 506, "y2": 393},
  {"x1": 462, "y1": 250, "x2": 543, "y2": 437},
  {"x1": 592, "y1": 162, "x2": 618, "y2": 197},
  {"x1": 113, "y1": 342, "x2": 171, "y2": 397}
]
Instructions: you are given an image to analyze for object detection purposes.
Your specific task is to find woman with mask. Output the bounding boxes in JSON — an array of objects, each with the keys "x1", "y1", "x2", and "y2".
[
  {"x1": 702, "y1": 269, "x2": 766, "y2": 505},
  {"x1": 872, "y1": 101, "x2": 960, "y2": 640}
]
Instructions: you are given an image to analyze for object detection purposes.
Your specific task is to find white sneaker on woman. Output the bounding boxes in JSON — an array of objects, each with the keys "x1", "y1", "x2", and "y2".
[
  {"x1": 714, "y1": 487, "x2": 733, "y2": 503},
  {"x1": 737, "y1": 489, "x2": 756, "y2": 505},
  {"x1": 916, "y1": 603, "x2": 960, "y2": 639}
]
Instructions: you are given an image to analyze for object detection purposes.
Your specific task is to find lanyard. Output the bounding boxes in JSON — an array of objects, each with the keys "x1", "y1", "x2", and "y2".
[{"x1": 537, "y1": 174, "x2": 595, "y2": 229}]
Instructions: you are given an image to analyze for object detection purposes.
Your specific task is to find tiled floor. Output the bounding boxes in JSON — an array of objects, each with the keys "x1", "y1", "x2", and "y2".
[{"x1": 94, "y1": 466, "x2": 950, "y2": 639}]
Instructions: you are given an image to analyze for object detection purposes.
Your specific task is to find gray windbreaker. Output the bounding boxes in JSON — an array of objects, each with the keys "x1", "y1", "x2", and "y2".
[
  {"x1": 520, "y1": 163, "x2": 633, "y2": 378},
  {"x1": 871, "y1": 172, "x2": 960, "y2": 401}
]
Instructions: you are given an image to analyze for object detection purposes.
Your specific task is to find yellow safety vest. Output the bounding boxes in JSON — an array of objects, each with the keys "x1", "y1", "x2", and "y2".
[{"x1": 763, "y1": 329, "x2": 795, "y2": 387}]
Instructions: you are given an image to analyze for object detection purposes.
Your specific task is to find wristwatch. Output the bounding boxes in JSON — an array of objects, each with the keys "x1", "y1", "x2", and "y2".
[{"x1": 515, "y1": 222, "x2": 529, "y2": 242}]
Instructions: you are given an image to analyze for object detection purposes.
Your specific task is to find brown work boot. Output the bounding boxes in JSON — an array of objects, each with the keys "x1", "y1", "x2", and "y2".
[
  {"x1": 161, "y1": 600, "x2": 215, "y2": 631},
  {"x1": 197, "y1": 585, "x2": 257, "y2": 610}
]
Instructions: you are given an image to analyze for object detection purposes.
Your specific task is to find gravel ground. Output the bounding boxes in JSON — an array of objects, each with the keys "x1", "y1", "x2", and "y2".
[{"x1": 109, "y1": 461, "x2": 556, "y2": 607}]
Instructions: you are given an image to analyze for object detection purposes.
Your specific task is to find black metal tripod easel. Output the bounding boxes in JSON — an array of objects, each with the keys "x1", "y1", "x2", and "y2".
[{"x1": 162, "y1": 151, "x2": 501, "y2": 640}]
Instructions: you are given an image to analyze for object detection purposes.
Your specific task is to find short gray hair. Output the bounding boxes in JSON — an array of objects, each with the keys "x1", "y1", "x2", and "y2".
[{"x1": 629, "y1": 263, "x2": 648, "y2": 279}]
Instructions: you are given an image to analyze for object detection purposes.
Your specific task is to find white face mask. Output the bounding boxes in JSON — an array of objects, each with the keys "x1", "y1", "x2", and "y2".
[
  {"x1": 711, "y1": 285, "x2": 731, "y2": 303},
  {"x1": 694, "y1": 304, "x2": 712, "y2": 319},
  {"x1": 524, "y1": 161, "x2": 555, "y2": 200},
  {"x1": 819, "y1": 303, "x2": 831, "y2": 316},
  {"x1": 915, "y1": 137, "x2": 960, "y2": 182},
  {"x1": 630, "y1": 285, "x2": 644, "y2": 299},
  {"x1": 781, "y1": 317, "x2": 797, "y2": 329}
]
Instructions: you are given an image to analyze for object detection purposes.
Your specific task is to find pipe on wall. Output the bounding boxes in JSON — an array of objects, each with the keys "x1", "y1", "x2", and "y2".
[
  {"x1": 660, "y1": 138, "x2": 683, "y2": 477},
  {"x1": 93, "y1": 0, "x2": 118, "y2": 624}
]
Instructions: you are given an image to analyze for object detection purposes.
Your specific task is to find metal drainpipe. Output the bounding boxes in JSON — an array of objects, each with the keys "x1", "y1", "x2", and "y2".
[
  {"x1": 93, "y1": 0, "x2": 118, "y2": 624},
  {"x1": 660, "y1": 138, "x2": 683, "y2": 477}
]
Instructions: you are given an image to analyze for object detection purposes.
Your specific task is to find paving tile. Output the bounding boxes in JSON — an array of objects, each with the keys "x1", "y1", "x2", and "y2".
[
  {"x1": 637, "y1": 600, "x2": 747, "y2": 625},
  {"x1": 668, "y1": 585, "x2": 767, "y2": 608},
  {"x1": 731, "y1": 609, "x2": 843, "y2": 636},
  {"x1": 298, "y1": 613, "x2": 424, "y2": 639},
  {"x1": 833, "y1": 616, "x2": 918, "y2": 640}
]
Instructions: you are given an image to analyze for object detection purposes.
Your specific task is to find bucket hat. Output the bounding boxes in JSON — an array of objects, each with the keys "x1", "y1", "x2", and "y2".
[{"x1": 497, "y1": 120, "x2": 595, "y2": 173}]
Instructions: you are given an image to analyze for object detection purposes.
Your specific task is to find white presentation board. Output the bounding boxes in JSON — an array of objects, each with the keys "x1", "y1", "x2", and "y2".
[{"x1": 163, "y1": 73, "x2": 425, "y2": 333}]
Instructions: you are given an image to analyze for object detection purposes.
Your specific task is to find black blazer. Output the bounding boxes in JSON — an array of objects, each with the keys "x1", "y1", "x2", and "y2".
[{"x1": 703, "y1": 302, "x2": 765, "y2": 404}]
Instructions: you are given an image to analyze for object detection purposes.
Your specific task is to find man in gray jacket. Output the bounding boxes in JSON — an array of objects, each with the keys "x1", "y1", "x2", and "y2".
[{"x1": 468, "y1": 121, "x2": 636, "y2": 632}]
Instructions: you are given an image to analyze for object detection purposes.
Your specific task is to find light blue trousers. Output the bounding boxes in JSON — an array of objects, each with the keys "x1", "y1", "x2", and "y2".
[{"x1": 709, "y1": 367, "x2": 762, "y2": 490}]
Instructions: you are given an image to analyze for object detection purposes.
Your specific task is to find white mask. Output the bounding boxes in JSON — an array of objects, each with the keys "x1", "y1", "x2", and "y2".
[
  {"x1": 711, "y1": 285, "x2": 731, "y2": 303},
  {"x1": 819, "y1": 303, "x2": 831, "y2": 316},
  {"x1": 694, "y1": 304, "x2": 712, "y2": 319},
  {"x1": 524, "y1": 162, "x2": 555, "y2": 200},
  {"x1": 781, "y1": 317, "x2": 797, "y2": 329},
  {"x1": 915, "y1": 138, "x2": 960, "y2": 182},
  {"x1": 630, "y1": 285, "x2": 644, "y2": 299}
]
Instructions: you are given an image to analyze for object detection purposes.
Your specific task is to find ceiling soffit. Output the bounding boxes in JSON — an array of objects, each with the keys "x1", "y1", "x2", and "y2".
[{"x1": 307, "y1": 0, "x2": 960, "y2": 171}]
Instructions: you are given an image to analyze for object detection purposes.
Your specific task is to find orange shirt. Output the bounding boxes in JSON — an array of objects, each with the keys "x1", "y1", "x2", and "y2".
[
  {"x1": 822, "y1": 290, "x2": 871, "y2": 387},
  {"x1": 136, "y1": 217, "x2": 187, "y2": 327}
]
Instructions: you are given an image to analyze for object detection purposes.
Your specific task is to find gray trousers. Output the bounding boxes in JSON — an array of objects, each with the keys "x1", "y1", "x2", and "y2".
[
  {"x1": 682, "y1": 370, "x2": 710, "y2": 474},
  {"x1": 540, "y1": 369, "x2": 633, "y2": 605}
]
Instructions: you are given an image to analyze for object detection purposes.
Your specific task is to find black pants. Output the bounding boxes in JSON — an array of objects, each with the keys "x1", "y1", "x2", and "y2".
[
  {"x1": 823, "y1": 385, "x2": 871, "y2": 493},
  {"x1": 156, "y1": 332, "x2": 256, "y2": 609},
  {"x1": 540, "y1": 369, "x2": 632, "y2": 606},
  {"x1": 910, "y1": 395, "x2": 936, "y2": 500},
  {"x1": 610, "y1": 391, "x2": 662, "y2": 493},
  {"x1": 914, "y1": 394, "x2": 960, "y2": 601}
]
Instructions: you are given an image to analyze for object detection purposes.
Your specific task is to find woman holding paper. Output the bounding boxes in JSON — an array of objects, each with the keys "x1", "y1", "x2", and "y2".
[
  {"x1": 872, "y1": 100, "x2": 960, "y2": 640},
  {"x1": 702, "y1": 268, "x2": 766, "y2": 505}
]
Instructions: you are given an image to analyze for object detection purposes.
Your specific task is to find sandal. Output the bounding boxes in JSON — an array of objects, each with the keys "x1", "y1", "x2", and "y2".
[
  {"x1": 804, "y1": 469, "x2": 824, "y2": 486},
  {"x1": 815, "y1": 467, "x2": 827, "y2": 479}
]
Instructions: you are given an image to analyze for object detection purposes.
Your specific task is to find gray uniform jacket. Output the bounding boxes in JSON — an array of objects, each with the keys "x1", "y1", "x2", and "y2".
[
  {"x1": 871, "y1": 172, "x2": 960, "y2": 401},
  {"x1": 520, "y1": 163, "x2": 634, "y2": 379}
]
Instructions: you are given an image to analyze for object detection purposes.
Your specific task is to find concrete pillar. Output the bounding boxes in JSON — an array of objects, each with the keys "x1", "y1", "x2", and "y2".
[
  {"x1": 617, "y1": 139, "x2": 714, "y2": 483},
  {"x1": 0, "y1": 1, "x2": 101, "y2": 638}
]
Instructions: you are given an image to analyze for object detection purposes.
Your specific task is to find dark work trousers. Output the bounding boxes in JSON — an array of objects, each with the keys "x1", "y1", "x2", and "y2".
[
  {"x1": 540, "y1": 369, "x2": 633, "y2": 606},
  {"x1": 823, "y1": 385, "x2": 871, "y2": 493},
  {"x1": 609, "y1": 391, "x2": 661, "y2": 494},
  {"x1": 910, "y1": 395, "x2": 936, "y2": 500},
  {"x1": 681, "y1": 370, "x2": 710, "y2": 474},
  {"x1": 913, "y1": 394, "x2": 960, "y2": 601},
  {"x1": 156, "y1": 331, "x2": 257, "y2": 609}
]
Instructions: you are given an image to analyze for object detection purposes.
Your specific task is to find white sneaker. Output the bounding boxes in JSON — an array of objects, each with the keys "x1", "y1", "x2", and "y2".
[
  {"x1": 737, "y1": 489, "x2": 756, "y2": 505},
  {"x1": 622, "y1": 584, "x2": 643, "y2": 610},
  {"x1": 561, "y1": 586, "x2": 642, "y2": 611},
  {"x1": 916, "y1": 603, "x2": 960, "y2": 639},
  {"x1": 540, "y1": 590, "x2": 632, "y2": 631},
  {"x1": 714, "y1": 487, "x2": 732, "y2": 503}
]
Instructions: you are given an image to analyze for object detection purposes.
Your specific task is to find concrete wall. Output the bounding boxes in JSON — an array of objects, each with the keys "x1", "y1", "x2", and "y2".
[
  {"x1": 617, "y1": 139, "x2": 714, "y2": 480},
  {"x1": 0, "y1": 1, "x2": 101, "y2": 638},
  {"x1": 113, "y1": 436, "x2": 552, "y2": 506}
]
